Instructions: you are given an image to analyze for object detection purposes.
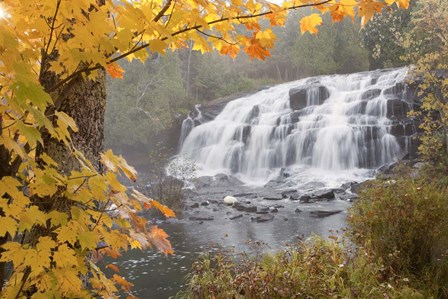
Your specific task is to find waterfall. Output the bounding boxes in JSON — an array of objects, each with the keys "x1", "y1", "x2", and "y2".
[
  {"x1": 178, "y1": 68, "x2": 414, "y2": 186},
  {"x1": 178, "y1": 104, "x2": 202, "y2": 149}
]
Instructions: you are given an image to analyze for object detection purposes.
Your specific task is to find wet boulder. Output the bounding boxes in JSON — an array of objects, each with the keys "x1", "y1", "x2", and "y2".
[
  {"x1": 229, "y1": 214, "x2": 243, "y2": 220},
  {"x1": 334, "y1": 191, "x2": 358, "y2": 202},
  {"x1": 196, "y1": 176, "x2": 214, "y2": 189},
  {"x1": 189, "y1": 216, "x2": 214, "y2": 221},
  {"x1": 386, "y1": 99, "x2": 410, "y2": 119},
  {"x1": 310, "y1": 210, "x2": 343, "y2": 218},
  {"x1": 233, "y1": 202, "x2": 257, "y2": 213},
  {"x1": 263, "y1": 196, "x2": 283, "y2": 201},
  {"x1": 282, "y1": 189, "x2": 299, "y2": 200},
  {"x1": 383, "y1": 82, "x2": 405, "y2": 99},
  {"x1": 389, "y1": 121, "x2": 416, "y2": 137},
  {"x1": 311, "y1": 189, "x2": 335, "y2": 200},
  {"x1": 245, "y1": 105, "x2": 260, "y2": 123},
  {"x1": 299, "y1": 195, "x2": 313, "y2": 203},
  {"x1": 289, "y1": 84, "x2": 330, "y2": 111},
  {"x1": 251, "y1": 214, "x2": 274, "y2": 223},
  {"x1": 361, "y1": 89, "x2": 381, "y2": 100}
]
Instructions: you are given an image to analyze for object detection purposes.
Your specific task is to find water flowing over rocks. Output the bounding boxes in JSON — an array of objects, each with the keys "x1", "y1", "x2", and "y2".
[{"x1": 177, "y1": 67, "x2": 420, "y2": 188}]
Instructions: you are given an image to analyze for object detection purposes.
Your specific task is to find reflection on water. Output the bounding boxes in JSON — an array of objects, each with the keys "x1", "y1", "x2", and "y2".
[{"x1": 115, "y1": 200, "x2": 350, "y2": 298}]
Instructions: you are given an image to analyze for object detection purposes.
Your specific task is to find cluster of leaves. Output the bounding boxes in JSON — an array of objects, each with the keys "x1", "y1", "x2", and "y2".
[
  {"x1": 178, "y1": 236, "x2": 424, "y2": 299},
  {"x1": 402, "y1": 0, "x2": 448, "y2": 169},
  {"x1": 0, "y1": 149, "x2": 176, "y2": 297},
  {"x1": 0, "y1": 0, "x2": 410, "y2": 297}
]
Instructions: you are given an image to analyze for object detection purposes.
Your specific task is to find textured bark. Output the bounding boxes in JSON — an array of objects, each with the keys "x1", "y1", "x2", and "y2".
[{"x1": 39, "y1": 69, "x2": 106, "y2": 173}]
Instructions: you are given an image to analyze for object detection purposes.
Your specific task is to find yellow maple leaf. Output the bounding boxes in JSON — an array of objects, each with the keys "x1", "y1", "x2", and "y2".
[
  {"x1": 101, "y1": 150, "x2": 137, "y2": 182},
  {"x1": 359, "y1": 0, "x2": 385, "y2": 27},
  {"x1": 396, "y1": 0, "x2": 410, "y2": 8},
  {"x1": 149, "y1": 39, "x2": 167, "y2": 54},
  {"x1": 300, "y1": 14, "x2": 323, "y2": 35},
  {"x1": 330, "y1": 0, "x2": 357, "y2": 22},
  {"x1": 255, "y1": 29, "x2": 276, "y2": 48},
  {"x1": 385, "y1": 0, "x2": 410, "y2": 8},
  {"x1": 53, "y1": 244, "x2": 79, "y2": 268}
]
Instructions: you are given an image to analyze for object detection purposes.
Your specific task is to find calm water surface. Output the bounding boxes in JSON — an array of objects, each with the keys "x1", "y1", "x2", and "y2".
[{"x1": 116, "y1": 199, "x2": 350, "y2": 298}]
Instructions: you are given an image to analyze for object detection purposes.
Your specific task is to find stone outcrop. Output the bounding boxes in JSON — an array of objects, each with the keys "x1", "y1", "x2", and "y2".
[{"x1": 289, "y1": 84, "x2": 330, "y2": 111}]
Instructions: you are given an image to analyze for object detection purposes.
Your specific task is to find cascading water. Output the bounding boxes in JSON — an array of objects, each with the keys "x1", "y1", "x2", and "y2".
[
  {"x1": 178, "y1": 104, "x2": 203, "y2": 150},
  {"x1": 178, "y1": 68, "x2": 415, "y2": 187}
]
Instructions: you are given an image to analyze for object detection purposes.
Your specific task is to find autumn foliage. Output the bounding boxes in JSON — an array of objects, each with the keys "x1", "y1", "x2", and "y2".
[{"x1": 0, "y1": 0, "x2": 409, "y2": 297}]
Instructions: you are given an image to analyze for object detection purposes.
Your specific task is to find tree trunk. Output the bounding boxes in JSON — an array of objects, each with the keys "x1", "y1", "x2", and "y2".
[{"x1": 39, "y1": 70, "x2": 107, "y2": 173}]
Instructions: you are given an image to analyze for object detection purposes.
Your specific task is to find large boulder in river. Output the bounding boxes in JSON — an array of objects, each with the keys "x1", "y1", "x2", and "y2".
[{"x1": 289, "y1": 84, "x2": 330, "y2": 111}]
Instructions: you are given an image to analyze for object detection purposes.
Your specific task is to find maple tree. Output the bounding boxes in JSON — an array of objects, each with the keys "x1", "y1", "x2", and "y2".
[
  {"x1": 0, "y1": 0, "x2": 409, "y2": 297},
  {"x1": 403, "y1": 0, "x2": 448, "y2": 167}
]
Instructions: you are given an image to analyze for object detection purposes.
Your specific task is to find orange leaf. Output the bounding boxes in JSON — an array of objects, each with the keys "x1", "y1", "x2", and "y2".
[
  {"x1": 220, "y1": 44, "x2": 240, "y2": 59},
  {"x1": 244, "y1": 39, "x2": 271, "y2": 60},
  {"x1": 106, "y1": 263, "x2": 120, "y2": 273},
  {"x1": 112, "y1": 274, "x2": 134, "y2": 293},
  {"x1": 244, "y1": 22, "x2": 261, "y2": 31},
  {"x1": 107, "y1": 63, "x2": 124, "y2": 79},
  {"x1": 100, "y1": 247, "x2": 121, "y2": 259},
  {"x1": 149, "y1": 225, "x2": 173, "y2": 256},
  {"x1": 129, "y1": 213, "x2": 148, "y2": 232},
  {"x1": 150, "y1": 199, "x2": 176, "y2": 218}
]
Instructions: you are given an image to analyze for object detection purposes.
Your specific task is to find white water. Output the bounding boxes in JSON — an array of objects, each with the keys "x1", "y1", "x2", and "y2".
[{"x1": 178, "y1": 68, "x2": 410, "y2": 187}]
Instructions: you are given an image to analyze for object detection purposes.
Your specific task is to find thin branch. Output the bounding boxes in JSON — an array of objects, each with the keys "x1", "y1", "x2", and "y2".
[
  {"x1": 91, "y1": 199, "x2": 110, "y2": 231},
  {"x1": 44, "y1": 0, "x2": 62, "y2": 58},
  {"x1": 195, "y1": 28, "x2": 237, "y2": 45},
  {"x1": 153, "y1": 0, "x2": 172, "y2": 22},
  {"x1": 68, "y1": 173, "x2": 98, "y2": 180},
  {"x1": 72, "y1": 178, "x2": 88, "y2": 194},
  {"x1": 164, "y1": 0, "x2": 177, "y2": 29},
  {"x1": 46, "y1": 0, "x2": 331, "y2": 93}
]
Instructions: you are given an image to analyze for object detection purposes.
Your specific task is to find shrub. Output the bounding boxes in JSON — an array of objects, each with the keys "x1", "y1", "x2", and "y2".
[
  {"x1": 146, "y1": 144, "x2": 196, "y2": 215},
  {"x1": 348, "y1": 178, "x2": 448, "y2": 297},
  {"x1": 177, "y1": 236, "x2": 424, "y2": 299}
]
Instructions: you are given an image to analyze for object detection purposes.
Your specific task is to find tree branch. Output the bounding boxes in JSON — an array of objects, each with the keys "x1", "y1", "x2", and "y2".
[
  {"x1": 153, "y1": 0, "x2": 172, "y2": 22},
  {"x1": 44, "y1": 0, "x2": 62, "y2": 58},
  {"x1": 46, "y1": 0, "x2": 331, "y2": 93},
  {"x1": 195, "y1": 28, "x2": 237, "y2": 45}
]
